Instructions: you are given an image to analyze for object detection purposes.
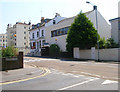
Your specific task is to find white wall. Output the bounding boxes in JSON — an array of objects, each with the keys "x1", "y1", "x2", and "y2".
[
  {"x1": 86, "y1": 11, "x2": 111, "y2": 39},
  {"x1": 118, "y1": 1, "x2": 120, "y2": 17},
  {"x1": 74, "y1": 47, "x2": 120, "y2": 61},
  {"x1": 109, "y1": 19, "x2": 119, "y2": 44},
  {"x1": 45, "y1": 10, "x2": 111, "y2": 52},
  {"x1": 45, "y1": 16, "x2": 65, "y2": 27}
]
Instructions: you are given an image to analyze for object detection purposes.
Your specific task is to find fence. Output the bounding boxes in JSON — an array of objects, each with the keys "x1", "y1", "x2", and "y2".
[
  {"x1": 74, "y1": 47, "x2": 120, "y2": 61},
  {"x1": 0, "y1": 52, "x2": 23, "y2": 71}
]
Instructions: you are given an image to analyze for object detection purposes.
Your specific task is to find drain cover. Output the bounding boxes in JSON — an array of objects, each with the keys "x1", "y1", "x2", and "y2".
[
  {"x1": 70, "y1": 64, "x2": 74, "y2": 66},
  {"x1": 26, "y1": 73, "x2": 33, "y2": 75}
]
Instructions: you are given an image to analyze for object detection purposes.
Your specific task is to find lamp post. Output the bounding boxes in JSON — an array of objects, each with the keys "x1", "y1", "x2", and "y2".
[
  {"x1": 55, "y1": 38, "x2": 57, "y2": 59},
  {"x1": 86, "y1": 1, "x2": 100, "y2": 61}
]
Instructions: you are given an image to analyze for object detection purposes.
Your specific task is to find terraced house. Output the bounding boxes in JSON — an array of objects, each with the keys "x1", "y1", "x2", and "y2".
[
  {"x1": 29, "y1": 8, "x2": 111, "y2": 56},
  {"x1": 29, "y1": 13, "x2": 65, "y2": 56}
]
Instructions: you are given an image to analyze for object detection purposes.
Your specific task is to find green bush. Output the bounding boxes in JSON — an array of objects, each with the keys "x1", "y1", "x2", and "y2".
[
  {"x1": 0, "y1": 50, "x2": 2, "y2": 58},
  {"x1": 98, "y1": 38, "x2": 119, "y2": 49},
  {"x1": 106, "y1": 38, "x2": 119, "y2": 48},
  {"x1": 98, "y1": 38, "x2": 107, "y2": 49},
  {"x1": 2, "y1": 46, "x2": 18, "y2": 58},
  {"x1": 49, "y1": 44, "x2": 60, "y2": 56}
]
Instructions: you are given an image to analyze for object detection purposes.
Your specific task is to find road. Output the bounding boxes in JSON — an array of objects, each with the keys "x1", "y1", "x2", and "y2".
[{"x1": 1, "y1": 57, "x2": 119, "y2": 90}]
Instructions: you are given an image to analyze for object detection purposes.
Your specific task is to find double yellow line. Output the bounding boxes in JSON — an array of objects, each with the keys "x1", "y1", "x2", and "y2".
[{"x1": 0, "y1": 67, "x2": 50, "y2": 85}]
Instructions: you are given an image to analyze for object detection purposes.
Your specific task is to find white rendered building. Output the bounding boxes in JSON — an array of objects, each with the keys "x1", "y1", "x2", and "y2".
[
  {"x1": 0, "y1": 33, "x2": 7, "y2": 48},
  {"x1": 7, "y1": 22, "x2": 32, "y2": 55},
  {"x1": 29, "y1": 9, "x2": 111, "y2": 55},
  {"x1": 45, "y1": 10, "x2": 111, "y2": 52}
]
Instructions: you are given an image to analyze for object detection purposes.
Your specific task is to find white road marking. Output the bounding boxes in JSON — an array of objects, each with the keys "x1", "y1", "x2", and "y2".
[
  {"x1": 30, "y1": 70, "x2": 42, "y2": 74},
  {"x1": 102, "y1": 80, "x2": 118, "y2": 85},
  {"x1": 58, "y1": 78, "x2": 99, "y2": 90},
  {"x1": 81, "y1": 72, "x2": 101, "y2": 77}
]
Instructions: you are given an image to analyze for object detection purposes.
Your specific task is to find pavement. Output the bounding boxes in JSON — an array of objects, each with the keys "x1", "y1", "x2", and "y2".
[{"x1": 0, "y1": 63, "x2": 49, "y2": 85}]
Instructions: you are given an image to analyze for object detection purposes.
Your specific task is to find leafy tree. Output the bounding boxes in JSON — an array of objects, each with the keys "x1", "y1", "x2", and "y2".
[
  {"x1": 66, "y1": 11, "x2": 98, "y2": 53},
  {"x1": 49, "y1": 44, "x2": 60, "y2": 56}
]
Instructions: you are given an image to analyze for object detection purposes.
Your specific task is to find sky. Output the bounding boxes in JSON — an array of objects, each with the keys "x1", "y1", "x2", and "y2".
[{"x1": 0, "y1": 0, "x2": 119, "y2": 34}]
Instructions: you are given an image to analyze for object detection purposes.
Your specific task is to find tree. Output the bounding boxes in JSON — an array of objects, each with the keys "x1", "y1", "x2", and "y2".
[{"x1": 66, "y1": 11, "x2": 98, "y2": 53}]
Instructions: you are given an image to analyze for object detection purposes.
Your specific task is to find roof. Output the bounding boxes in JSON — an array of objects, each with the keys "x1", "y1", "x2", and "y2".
[
  {"x1": 109, "y1": 17, "x2": 120, "y2": 21},
  {"x1": 29, "y1": 19, "x2": 51, "y2": 31},
  {"x1": 29, "y1": 10, "x2": 93, "y2": 31},
  {"x1": 16, "y1": 22, "x2": 30, "y2": 25},
  {"x1": 58, "y1": 10, "x2": 93, "y2": 24}
]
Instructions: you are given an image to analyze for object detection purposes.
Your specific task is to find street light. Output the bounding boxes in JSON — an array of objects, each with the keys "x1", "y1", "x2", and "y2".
[
  {"x1": 86, "y1": 1, "x2": 100, "y2": 61},
  {"x1": 55, "y1": 38, "x2": 57, "y2": 59}
]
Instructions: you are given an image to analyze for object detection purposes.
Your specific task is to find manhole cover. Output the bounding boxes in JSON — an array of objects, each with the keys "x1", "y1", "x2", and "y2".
[
  {"x1": 26, "y1": 73, "x2": 33, "y2": 75},
  {"x1": 70, "y1": 64, "x2": 75, "y2": 66}
]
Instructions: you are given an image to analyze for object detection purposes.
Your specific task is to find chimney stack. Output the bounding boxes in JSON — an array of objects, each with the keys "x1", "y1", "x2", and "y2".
[
  {"x1": 93, "y1": 5, "x2": 97, "y2": 10},
  {"x1": 41, "y1": 17, "x2": 44, "y2": 23},
  {"x1": 55, "y1": 13, "x2": 60, "y2": 17}
]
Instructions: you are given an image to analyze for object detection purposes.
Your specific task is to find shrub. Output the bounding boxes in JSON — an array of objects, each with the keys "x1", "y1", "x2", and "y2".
[
  {"x1": 49, "y1": 44, "x2": 60, "y2": 56},
  {"x1": 98, "y1": 38, "x2": 119, "y2": 49},
  {"x1": 0, "y1": 50, "x2": 2, "y2": 58},
  {"x1": 98, "y1": 38, "x2": 107, "y2": 49},
  {"x1": 106, "y1": 38, "x2": 119, "y2": 48},
  {"x1": 2, "y1": 46, "x2": 18, "y2": 58}
]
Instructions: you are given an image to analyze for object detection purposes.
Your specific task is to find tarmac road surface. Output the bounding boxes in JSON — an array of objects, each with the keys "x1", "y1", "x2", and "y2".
[{"x1": 1, "y1": 57, "x2": 119, "y2": 91}]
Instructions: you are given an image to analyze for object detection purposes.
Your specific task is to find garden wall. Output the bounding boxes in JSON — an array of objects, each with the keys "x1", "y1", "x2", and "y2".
[
  {"x1": 0, "y1": 52, "x2": 23, "y2": 71},
  {"x1": 74, "y1": 47, "x2": 120, "y2": 61}
]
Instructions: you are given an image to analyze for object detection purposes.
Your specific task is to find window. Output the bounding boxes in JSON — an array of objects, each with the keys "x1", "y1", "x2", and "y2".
[
  {"x1": 53, "y1": 20, "x2": 56, "y2": 24},
  {"x1": 24, "y1": 27, "x2": 26, "y2": 29},
  {"x1": 32, "y1": 33, "x2": 34, "y2": 39},
  {"x1": 24, "y1": 43, "x2": 26, "y2": 45},
  {"x1": 51, "y1": 27, "x2": 69, "y2": 37},
  {"x1": 24, "y1": 37, "x2": 26, "y2": 39},
  {"x1": 15, "y1": 43, "x2": 16, "y2": 45},
  {"x1": 42, "y1": 40, "x2": 45, "y2": 46},
  {"x1": 13, "y1": 25, "x2": 16, "y2": 28},
  {"x1": 31, "y1": 42, "x2": 36, "y2": 49},
  {"x1": 42, "y1": 30, "x2": 44, "y2": 36},
  {"x1": 37, "y1": 31, "x2": 39, "y2": 37},
  {"x1": 6, "y1": 40, "x2": 7, "y2": 42},
  {"x1": 24, "y1": 31, "x2": 26, "y2": 34},
  {"x1": 3, "y1": 36, "x2": 4, "y2": 38},
  {"x1": 3, "y1": 40, "x2": 4, "y2": 42}
]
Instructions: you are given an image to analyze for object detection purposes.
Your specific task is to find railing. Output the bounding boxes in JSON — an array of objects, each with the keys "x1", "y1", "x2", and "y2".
[
  {"x1": 39, "y1": 36, "x2": 45, "y2": 39},
  {"x1": 33, "y1": 48, "x2": 39, "y2": 55}
]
